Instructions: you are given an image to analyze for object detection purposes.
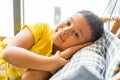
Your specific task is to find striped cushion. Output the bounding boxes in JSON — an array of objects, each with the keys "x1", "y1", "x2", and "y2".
[
  {"x1": 103, "y1": 30, "x2": 120, "y2": 80},
  {"x1": 50, "y1": 30, "x2": 120, "y2": 80},
  {"x1": 50, "y1": 32, "x2": 105, "y2": 80}
]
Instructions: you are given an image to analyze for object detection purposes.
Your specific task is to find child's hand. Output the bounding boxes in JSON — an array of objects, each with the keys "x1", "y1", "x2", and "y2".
[
  {"x1": 61, "y1": 42, "x2": 92, "y2": 60},
  {"x1": 69, "y1": 42, "x2": 92, "y2": 51},
  {"x1": 49, "y1": 51, "x2": 68, "y2": 74},
  {"x1": 49, "y1": 42, "x2": 92, "y2": 74}
]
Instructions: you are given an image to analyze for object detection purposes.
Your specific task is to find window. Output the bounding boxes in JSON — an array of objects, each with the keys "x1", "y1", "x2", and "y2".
[
  {"x1": 0, "y1": 0, "x2": 14, "y2": 37},
  {"x1": 0, "y1": 0, "x2": 110, "y2": 36},
  {"x1": 23, "y1": 0, "x2": 109, "y2": 29}
]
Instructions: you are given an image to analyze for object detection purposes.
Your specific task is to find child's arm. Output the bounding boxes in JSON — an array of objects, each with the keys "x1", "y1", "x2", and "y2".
[{"x1": 2, "y1": 28, "x2": 68, "y2": 72}]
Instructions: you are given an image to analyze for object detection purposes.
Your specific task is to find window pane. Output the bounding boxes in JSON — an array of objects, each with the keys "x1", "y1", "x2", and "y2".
[
  {"x1": 24, "y1": 0, "x2": 109, "y2": 29},
  {"x1": 24, "y1": 0, "x2": 54, "y2": 27},
  {"x1": 0, "y1": 0, "x2": 14, "y2": 37}
]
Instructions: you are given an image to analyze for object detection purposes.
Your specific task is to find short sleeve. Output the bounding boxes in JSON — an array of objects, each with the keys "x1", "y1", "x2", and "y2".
[{"x1": 21, "y1": 23, "x2": 51, "y2": 43}]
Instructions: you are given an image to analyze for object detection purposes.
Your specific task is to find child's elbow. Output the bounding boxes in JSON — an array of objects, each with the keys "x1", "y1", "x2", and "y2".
[{"x1": 2, "y1": 48, "x2": 11, "y2": 62}]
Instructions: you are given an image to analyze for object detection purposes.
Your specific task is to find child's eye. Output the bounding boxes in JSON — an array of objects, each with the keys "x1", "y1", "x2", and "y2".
[
  {"x1": 66, "y1": 20, "x2": 71, "y2": 26},
  {"x1": 73, "y1": 31, "x2": 79, "y2": 38}
]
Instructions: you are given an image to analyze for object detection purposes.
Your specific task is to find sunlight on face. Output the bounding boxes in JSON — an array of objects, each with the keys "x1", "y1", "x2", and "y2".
[{"x1": 53, "y1": 13, "x2": 92, "y2": 50}]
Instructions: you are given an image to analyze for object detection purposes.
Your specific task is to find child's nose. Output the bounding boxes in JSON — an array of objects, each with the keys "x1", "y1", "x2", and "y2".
[{"x1": 61, "y1": 28, "x2": 72, "y2": 38}]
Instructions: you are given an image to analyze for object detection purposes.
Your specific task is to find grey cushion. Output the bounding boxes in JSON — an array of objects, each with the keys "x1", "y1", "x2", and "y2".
[{"x1": 61, "y1": 66, "x2": 100, "y2": 80}]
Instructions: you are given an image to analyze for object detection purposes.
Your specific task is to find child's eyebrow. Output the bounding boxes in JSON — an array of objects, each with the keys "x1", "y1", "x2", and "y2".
[
  {"x1": 70, "y1": 17, "x2": 83, "y2": 37},
  {"x1": 75, "y1": 24, "x2": 82, "y2": 36}
]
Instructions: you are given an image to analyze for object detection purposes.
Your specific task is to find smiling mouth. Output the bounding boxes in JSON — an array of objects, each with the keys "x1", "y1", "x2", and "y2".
[
  {"x1": 57, "y1": 32, "x2": 64, "y2": 42},
  {"x1": 59, "y1": 34, "x2": 64, "y2": 42}
]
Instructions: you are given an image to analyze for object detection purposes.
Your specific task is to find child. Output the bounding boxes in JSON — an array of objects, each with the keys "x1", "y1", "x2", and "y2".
[{"x1": 2, "y1": 10, "x2": 104, "y2": 80}]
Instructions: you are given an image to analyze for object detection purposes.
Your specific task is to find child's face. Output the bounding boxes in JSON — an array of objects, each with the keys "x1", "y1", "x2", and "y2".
[{"x1": 52, "y1": 13, "x2": 92, "y2": 50}]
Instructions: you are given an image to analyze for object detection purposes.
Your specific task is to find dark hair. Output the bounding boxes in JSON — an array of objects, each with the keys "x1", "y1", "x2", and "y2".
[{"x1": 78, "y1": 10, "x2": 104, "y2": 42}]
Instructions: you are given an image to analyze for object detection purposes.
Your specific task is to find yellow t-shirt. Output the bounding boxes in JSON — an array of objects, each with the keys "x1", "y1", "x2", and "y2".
[
  {"x1": 21, "y1": 22, "x2": 54, "y2": 56},
  {"x1": 0, "y1": 37, "x2": 13, "y2": 80},
  {"x1": 0, "y1": 23, "x2": 54, "y2": 80}
]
